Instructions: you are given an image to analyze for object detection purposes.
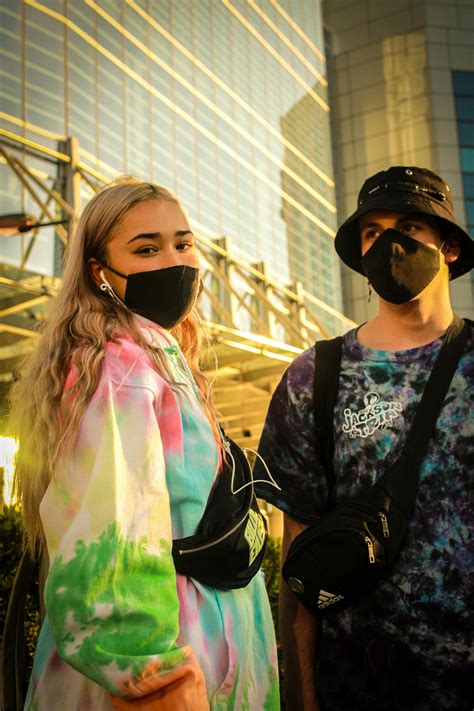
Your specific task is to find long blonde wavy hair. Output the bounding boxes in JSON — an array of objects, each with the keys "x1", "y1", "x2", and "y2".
[{"x1": 10, "y1": 177, "x2": 219, "y2": 554}]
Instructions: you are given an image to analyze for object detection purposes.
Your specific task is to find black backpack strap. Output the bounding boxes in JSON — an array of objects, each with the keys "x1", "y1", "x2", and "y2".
[
  {"x1": 313, "y1": 317, "x2": 471, "y2": 515},
  {"x1": 379, "y1": 315, "x2": 471, "y2": 515},
  {"x1": 402, "y1": 315, "x2": 471, "y2": 468},
  {"x1": 402, "y1": 315, "x2": 469, "y2": 463},
  {"x1": 313, "y1": 336, "x2": 343, "y2": 506}
]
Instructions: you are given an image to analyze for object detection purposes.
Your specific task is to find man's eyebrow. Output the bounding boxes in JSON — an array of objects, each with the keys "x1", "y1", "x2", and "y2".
[
  {"x1": 360, "y1": 221, "x2": 382, "y2": 230},
  {"x1": 397, "y1": 215, "x2": 422, "y2": 223},
  {"x1": 127, "y1": 229, "x2": 193, "y2": 244}
]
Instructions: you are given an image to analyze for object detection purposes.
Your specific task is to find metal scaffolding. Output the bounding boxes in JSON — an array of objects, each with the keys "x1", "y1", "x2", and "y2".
[{"x1": 0, "y1": 132, "x2": 355, "y2": 453}]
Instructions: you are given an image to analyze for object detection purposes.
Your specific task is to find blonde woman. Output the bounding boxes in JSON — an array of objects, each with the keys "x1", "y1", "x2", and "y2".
[{"x1": 11, "y1": 178, "x2": 279, "y2": 710}]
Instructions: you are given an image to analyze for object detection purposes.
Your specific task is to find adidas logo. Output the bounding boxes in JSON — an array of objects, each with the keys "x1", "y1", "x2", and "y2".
[{"x1": 317, "y1": 589, "x2": 345, "y2": 609}]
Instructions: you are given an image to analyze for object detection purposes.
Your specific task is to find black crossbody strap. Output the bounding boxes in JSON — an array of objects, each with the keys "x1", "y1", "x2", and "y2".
[
  {"x1": 313, "y1": 317, "x2": 471, "y2": 513},
  {"x1": 313, "y1": 336, "x2": 343, "y2": 501},
  {"x1": 379, "y1": 316, "x2": 470, "y2": 516},
  {"x1": 396, "y1": 315, "x2": 469, "y2": 471}
]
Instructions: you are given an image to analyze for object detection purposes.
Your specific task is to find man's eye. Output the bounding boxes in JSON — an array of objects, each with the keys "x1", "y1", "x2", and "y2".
[
  {"x1": 401, "y1": 223, "x2": 418, "y2": 233},
  {"x1": 177, "y1": 241, "x2": 193, "y2": 250},
  {"x1": 365, "y1": 230, "x2": 379, "y2": 239}
]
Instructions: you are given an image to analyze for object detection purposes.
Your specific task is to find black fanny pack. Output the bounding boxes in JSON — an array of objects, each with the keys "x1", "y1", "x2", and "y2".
[
  {"x1": 282, "y1": 316, "x2": 470, "y2": 616},
  {"x1": 172, "y1": 434, "x2": 270, "y2": 589}
]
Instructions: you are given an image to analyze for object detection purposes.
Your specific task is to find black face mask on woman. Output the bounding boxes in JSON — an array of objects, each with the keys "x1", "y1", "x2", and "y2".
[
  {"x1": 361, "y1": 228, "x2": 444, "y2": 304},
  {"x1": 100, "y1": 264, "x2": 200, "y2": 329}
]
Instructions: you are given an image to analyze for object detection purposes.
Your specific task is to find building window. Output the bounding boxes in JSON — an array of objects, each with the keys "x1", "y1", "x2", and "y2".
[{"x1": 453, "y1": 71, "x2": 474, "y2": 237}]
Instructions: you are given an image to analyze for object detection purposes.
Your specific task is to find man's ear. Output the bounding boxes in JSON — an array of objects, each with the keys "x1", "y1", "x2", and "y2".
[
  {"x1": 443, "y1": 235, "x2": 461, "y2": 265},
  {"x1": 88, "y1": 258, "x2": 104, "y2": 288}
]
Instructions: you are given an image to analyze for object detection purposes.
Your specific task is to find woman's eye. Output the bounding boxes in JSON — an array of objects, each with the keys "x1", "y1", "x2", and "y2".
[
  {"x1": 401, "y1": 223, "x2": 418, "y2": 233},
  {"x1": 177, "y1": 241, "x2": 193, "y2": 251},
  {"x1": 365, "y1": 230, "x2": 379, "y2": 239},
  {"x1": 136, "y1": 246, "x2": 158, "y2": 254}
]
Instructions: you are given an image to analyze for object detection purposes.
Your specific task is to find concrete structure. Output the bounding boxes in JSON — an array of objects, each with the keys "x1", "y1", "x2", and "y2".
[{"x1": 323, "y1": 0, "x2": 474, "y2": 323}]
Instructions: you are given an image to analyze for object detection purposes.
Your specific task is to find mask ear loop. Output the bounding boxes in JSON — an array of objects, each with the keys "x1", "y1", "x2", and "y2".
[
  {"x1": 438, "y1": 240, "x2": 455, "y2": 278},
  {"x1": 190, "y1": 270, "x2": 203, "y2": 313}
]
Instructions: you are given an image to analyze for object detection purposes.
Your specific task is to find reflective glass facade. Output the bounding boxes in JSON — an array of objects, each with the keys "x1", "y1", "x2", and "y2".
[
  {"x1": 324, "y1": 0, "x2": 474, "y2": 322},
  {"x1": 0, "y1": 0, "x2": 342, "y2": 312},
  {"x1": 453, "y1": 70, "x2": 474, "y2": 237}
]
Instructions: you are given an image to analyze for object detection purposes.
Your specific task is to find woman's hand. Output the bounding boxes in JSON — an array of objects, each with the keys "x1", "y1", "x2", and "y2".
[{"x1": 110, "y1": 648, "x2": 209, "y2": 710}]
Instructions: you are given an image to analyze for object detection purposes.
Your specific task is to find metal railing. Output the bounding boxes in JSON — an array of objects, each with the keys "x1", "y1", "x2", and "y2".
[{"x1": 0, "y1": 131, "x2": 354, "y2": 356}]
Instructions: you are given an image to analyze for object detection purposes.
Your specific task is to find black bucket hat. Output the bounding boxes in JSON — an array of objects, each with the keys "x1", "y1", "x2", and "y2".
[{"x1": 335, "y1": 166, "x2": 474, "y2": 279}]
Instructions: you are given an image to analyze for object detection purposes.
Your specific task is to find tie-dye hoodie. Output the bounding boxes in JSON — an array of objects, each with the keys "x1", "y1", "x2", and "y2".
[{"x1": 25, "y1": 316, "x2": 279, "y2": 711}]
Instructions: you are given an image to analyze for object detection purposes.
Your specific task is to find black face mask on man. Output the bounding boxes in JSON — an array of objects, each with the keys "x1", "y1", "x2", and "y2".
[
  {"x1": 361, "y1": 228, "x2": 445, "y2": 304},
  {"x1": 99, "y1": 264, "x2": 200, "y2": 329}
]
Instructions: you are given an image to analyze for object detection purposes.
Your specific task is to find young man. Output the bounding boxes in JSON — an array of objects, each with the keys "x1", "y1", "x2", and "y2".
[{"x1": 255, "y1": 167, "x2": 473, "y2": 711}]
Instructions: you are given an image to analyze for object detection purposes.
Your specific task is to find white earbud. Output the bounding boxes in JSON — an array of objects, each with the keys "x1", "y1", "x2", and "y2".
[{"x1": 99, "y1": 270, "x2": 126, "y2": 307}]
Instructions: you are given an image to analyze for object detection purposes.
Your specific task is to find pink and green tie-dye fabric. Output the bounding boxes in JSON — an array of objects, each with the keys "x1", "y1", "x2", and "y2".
[{"x1": 25, "y1": 317, "x2": 279, "y2": 710}]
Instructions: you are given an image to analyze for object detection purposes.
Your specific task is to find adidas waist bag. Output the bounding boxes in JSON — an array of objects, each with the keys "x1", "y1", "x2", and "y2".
[
  {"x1": 172, "y1": 435, "x2": 268, "y2": 590},
  {"x1": 282, "y1": 465, "x2": 409, "y2": 615},
  {"x1": 282, "y1": 316, "x2": 469, "y2": 617}
]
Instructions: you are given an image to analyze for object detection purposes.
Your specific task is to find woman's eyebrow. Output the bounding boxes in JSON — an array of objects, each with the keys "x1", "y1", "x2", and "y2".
[{"x1": 127, "y1": 229, "x2": 193, "y2": 244}]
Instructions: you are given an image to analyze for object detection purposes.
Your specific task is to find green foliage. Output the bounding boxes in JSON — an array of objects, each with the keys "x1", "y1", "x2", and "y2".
[
  {"x1": 0, "y1": 505, "x2": 40, "y2": 676},
  {"x1": 262, "y1": 536, "x2": 284, "y2": 701}
]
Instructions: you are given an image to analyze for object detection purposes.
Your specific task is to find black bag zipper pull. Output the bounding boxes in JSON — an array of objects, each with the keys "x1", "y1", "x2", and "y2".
[
  {"x1": 378, "y1": 511, "x2": 390, "y2": 538},
  {"x1": 364, "y1": 535, "x2": 376, "y2": 564}
]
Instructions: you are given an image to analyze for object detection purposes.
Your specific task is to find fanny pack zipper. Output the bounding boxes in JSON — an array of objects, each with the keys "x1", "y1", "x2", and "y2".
[
  {"x1": 377, "y1": 511, "x2": 390, "y2": 538},
  {"x1": 364, "y1": 534, "x2": 376, "y2": 563},
  {"x1": 291, "y1": 523, "x2": 379, "y2": 566},
  {"x1": 177, "y1": 509, "x2": 251, "y2": 555}
]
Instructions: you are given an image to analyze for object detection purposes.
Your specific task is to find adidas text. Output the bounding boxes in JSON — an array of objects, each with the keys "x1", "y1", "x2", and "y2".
[{"x1": 317, "y1": 589, "x2": 345, "y2": 609}]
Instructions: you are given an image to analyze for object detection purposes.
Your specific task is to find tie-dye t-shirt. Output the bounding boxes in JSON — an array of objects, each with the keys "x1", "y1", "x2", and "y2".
[
  {"x1": 26, "y1": 317, "x2": 279, "y2": 711},
  {"x1": 255, "y1": 325, "x2": 473, "y2": 711}
]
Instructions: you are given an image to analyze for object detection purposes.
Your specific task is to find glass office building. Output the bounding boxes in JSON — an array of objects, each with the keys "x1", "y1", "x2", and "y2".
[
  {"x1": 0, "y1": 0, "x2": 342, "y2": 312},
  {"x1": 324, "y1": 0, "x2": 474, "y2": 323},
  {"x1": 453, "y1": 70, "x2": 474, "y2": 237}
]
